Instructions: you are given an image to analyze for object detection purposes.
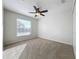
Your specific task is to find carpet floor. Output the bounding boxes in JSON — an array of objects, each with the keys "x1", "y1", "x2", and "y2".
[{"x1": 4, "y1": 38, "x2": 75, "y2": 59}]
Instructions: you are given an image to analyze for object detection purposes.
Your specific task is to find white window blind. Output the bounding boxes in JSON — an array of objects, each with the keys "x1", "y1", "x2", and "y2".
[{"x1": 17, "y1": 18, "x2": 31, "y2": 36}]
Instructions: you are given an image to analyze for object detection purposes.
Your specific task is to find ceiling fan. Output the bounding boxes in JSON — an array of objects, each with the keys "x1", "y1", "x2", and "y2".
[{"x1": 29, "y1": 6, "x2": 48, "y2": 17}]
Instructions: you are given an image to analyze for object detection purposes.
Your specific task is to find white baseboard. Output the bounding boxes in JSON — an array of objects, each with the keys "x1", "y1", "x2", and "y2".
[{"x1": 38, "y1": 35, "x2": 72, "y2": 45}]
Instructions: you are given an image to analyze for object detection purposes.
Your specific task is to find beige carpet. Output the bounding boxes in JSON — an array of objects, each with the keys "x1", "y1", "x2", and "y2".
[{"x1": 4, "y1": 38, "x2": 75, "y2": 59}]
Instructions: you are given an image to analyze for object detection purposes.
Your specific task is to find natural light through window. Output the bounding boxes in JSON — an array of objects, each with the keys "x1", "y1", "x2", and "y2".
[{"x1": 17, "y1": 18, "x2": 31, "y2": 36}]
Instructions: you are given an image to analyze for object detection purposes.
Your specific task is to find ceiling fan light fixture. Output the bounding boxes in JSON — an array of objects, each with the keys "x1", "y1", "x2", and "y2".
[
  {"x1": 36, "y1": 13, "x2": 40, "y2": 16},
  {"x1": 29, "y1": 6, "x2": 48, "y2": 17}
]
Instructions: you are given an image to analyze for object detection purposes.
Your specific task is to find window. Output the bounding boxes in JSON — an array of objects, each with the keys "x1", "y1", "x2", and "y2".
[{"x1": 17, "y1": 18, "x2": 31, "y2": 36}]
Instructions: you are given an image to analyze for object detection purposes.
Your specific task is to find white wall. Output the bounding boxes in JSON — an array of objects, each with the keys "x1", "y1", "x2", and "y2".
[
  {"x1": 38, "y1": 6, "x2": 73, "y2": 45},
  {"x1": 73, "y1": 6, "x2": 76, "y2": 55},
  {"x1": 3, "y1": 9, "x2": 38, "y2": 45}
]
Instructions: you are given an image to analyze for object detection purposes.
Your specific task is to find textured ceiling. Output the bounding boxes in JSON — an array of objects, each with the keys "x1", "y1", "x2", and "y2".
[{"x1": 3, "y1": 0, "x2": 75, "y2": 18}]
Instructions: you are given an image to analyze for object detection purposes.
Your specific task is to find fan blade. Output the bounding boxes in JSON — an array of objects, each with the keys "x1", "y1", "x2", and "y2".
[
  {"x1": 33, "y1": 6, "x2": 37, "y2": 10},
  {"x1": 40, "y1": 10, "x2": 48, "y2": 13},
  {"x1": 29, "y1": 12, "x2": 36, "y2": 13},
  {"x1": 40, "y1": 13, "x2": 45, "y2": 16}
]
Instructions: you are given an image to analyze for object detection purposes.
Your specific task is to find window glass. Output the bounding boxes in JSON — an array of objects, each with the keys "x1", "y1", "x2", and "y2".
[{"x1": 17, "y1": 18, "x2": 31, "y2": 36}]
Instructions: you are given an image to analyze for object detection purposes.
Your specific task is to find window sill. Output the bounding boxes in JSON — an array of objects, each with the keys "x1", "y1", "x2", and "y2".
[{"x1": 17, "y1": 32, "x2": 31, "y2": 37}]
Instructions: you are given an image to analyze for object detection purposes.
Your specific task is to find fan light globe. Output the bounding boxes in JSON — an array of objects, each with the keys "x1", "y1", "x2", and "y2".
[{"x1": 36, "y1": 13, "x2": 40, "y2": 16}]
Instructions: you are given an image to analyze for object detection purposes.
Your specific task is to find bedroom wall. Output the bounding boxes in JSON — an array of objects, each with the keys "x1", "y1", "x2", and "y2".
[
  {"x1": 3, "y1": 9, "x2": 38, "y2": 45},
  {"x1": 38, "y1": 6, "x2": 73, "y2": 45},
  {"x1": 73, "y1": 6, "x2": 76, "y2": 55}
]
